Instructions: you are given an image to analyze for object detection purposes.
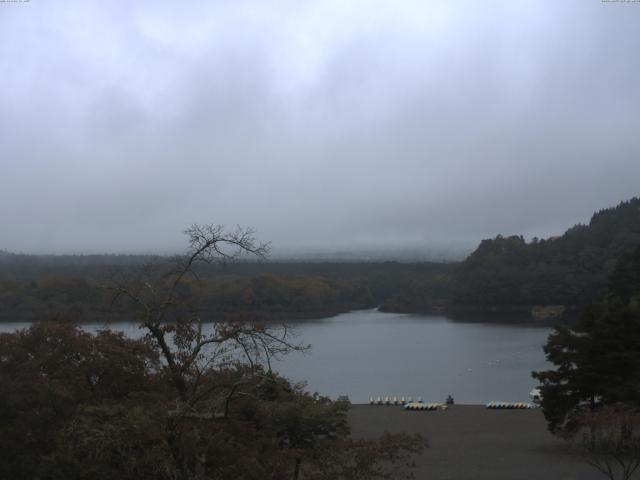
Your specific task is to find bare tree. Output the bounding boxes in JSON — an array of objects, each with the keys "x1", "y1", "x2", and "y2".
[
  {"x1": 572, "y1": 406, "x2": 640, "y2": 480},
  {"x1": 109, "y1": 224, "x2": 305, "y2": 405}
]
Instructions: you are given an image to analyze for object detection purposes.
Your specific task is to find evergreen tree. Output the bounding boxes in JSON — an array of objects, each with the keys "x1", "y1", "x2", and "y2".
[{"x1": 532, "y1": 246, "x2": 640, "y2": 434}]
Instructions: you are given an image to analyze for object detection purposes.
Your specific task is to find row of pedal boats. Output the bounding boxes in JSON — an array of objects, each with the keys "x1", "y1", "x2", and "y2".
[
  {"x1": 369, "y1": 396, "x2": 422, "y2": 405},
  {"x1": 368, "y1": 388, "x2": 542, "y2": 410},
  {"x1": 368, "y1": 397, "x2": 537, "y2": 410}
]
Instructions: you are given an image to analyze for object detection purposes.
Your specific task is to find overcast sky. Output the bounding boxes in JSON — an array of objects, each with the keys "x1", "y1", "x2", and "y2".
[{"x1": 1, "y1": 1, "x2": 639, "y2": 256}]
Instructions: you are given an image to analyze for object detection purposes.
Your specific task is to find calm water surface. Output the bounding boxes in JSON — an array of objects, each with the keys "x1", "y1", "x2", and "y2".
[{"x1": 0, "y1": 309, "x2": 551, "y2": 404}]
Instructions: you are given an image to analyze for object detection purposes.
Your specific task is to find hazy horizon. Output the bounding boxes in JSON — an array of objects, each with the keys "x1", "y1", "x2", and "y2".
[{"x1": 2, "y1": 1, "x2": 639, "y2": 255}]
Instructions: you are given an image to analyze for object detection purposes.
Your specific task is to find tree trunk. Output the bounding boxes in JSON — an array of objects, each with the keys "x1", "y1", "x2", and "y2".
[{"x1": 293, "y1": 457, "x2": 301, "y2": 480}]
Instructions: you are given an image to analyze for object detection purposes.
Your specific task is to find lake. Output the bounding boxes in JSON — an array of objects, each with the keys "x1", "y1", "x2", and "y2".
[{"x1": 0, "y1": 309, "x2": 552, "y2": 404}]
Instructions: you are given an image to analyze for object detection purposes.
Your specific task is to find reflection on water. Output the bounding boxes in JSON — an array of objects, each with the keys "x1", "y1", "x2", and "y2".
[{"x1": 0, "y1": 309, "x2": 551, "y2": 404}]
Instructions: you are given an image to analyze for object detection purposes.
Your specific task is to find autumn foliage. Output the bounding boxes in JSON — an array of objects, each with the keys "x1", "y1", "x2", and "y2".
[{"x1": 0, "y1": 321, "x2": 424, "y2": 479}]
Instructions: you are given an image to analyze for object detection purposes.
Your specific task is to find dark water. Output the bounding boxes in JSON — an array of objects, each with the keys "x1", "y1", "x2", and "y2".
[{"x1": 0, "y1": 309, "x2": 552, "y2": 404}]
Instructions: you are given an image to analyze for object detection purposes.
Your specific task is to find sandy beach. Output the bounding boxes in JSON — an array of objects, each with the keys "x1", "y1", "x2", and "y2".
[{"x1": 349, "y1": 405, "x2": 614, "y2": 480}]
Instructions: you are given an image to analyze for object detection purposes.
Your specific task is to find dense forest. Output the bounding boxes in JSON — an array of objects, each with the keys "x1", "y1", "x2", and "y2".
[
  {"x1": 0, "y1": 197, "x2": 638, "y2": 322},
  {"x1": 0, "y1": 251, "x2": 455, "y2": 322},
  {"x1": 452, "y1": 198, "x2": 640, "y2": 311}
]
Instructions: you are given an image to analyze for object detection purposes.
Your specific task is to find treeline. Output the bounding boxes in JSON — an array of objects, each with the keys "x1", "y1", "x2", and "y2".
[
  {"x1": 0, "y1": 258, "x2": 455, "y2": 322},
  {"x1": 0, "y1": 251, "x2": 156, "y2": 279},
  {"x1": 1, "y1": 197, "x2": 639, "y2": 321},
  {"x1": 356, "y1": 197, "x2": 640, "y2": 316},
  {"x1": 452, "y1": 197, "x2": 640, "y2": 309}
]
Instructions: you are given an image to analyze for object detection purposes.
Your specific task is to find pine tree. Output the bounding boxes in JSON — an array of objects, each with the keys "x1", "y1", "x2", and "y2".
[{"x1": 532, "y1": 246, "x2": 640, "y2": 435}]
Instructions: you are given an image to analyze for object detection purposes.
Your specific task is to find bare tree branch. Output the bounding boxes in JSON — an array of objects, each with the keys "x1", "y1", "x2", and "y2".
[{"x1": 107, "y1": 224, "x2": 302, "y2": 403}]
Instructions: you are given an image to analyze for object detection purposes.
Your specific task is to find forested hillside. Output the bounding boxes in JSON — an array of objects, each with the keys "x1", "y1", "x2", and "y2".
[{"x1": 453, "y1": 198, "x2": 640, "y2": 308}]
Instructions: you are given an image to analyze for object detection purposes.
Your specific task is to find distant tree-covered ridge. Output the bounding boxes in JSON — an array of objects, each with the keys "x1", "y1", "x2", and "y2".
[
  {"x1": 0, "y1": 256, "x2": 454, "y2": 322},
  {"x1": 453, "y1": 197, "x2": 640, "y2": 309},
  {"x1": 1, "y1": 197, "x2": 638, "y2": 321}
]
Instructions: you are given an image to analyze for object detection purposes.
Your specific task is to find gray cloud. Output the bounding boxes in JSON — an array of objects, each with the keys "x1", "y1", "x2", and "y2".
[{"x1": 1, "y1": 1, "x2": 639, "y2": 255}]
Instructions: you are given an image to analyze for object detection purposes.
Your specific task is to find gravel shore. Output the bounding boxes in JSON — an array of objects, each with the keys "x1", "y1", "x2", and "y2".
[{"x1": 349, "y1": 405, "x2": 612, "y2": 480}]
